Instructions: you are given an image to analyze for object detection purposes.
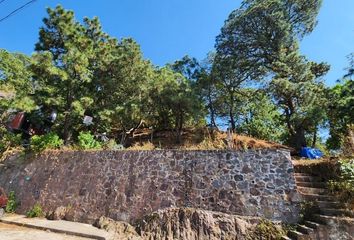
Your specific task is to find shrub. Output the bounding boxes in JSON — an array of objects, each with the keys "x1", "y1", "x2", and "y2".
[
  {"x1": 328, "y1": 180, "x2": 354, "y2": 202},
  {"x1": 327, "y1": 159, "x2": 354, "y2": 206},
  {"x1": 299, "y1": 201, "x2": 319, "y2": 221},
  {"x1": 0, "y1": 126, "x2": 22, "y2": 154},
  {"x1": 77, "y1": 131, "x2": 102, "y2": 150},
  {"x1": 340, "y1": 159, "x2": 354, "y2": 180},
  {"x1": 26, "y1": 203, "x2": 44, "y2": 218},
  {"x1": 128, "y1": 142, "x2": 155, "y2": 150},
  {"x1": 246, "y1": 219, "x2": 286, "y2": 240},
  {"x1": 293, "y1": 159, "x2": 340, "y2": 180},
  {"x1": 103, "y1": 139, "x2": 124, "y2": 150},
  {"x1": 31, "y1": 133, "x2": 63, "y2": 153},
  {"x1": 5, "y1": 191, "x2": 17, "y2": 213}
]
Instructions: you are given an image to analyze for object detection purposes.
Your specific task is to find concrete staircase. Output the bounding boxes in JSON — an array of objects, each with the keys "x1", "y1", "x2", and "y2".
[{"x1": 282, "y1": 173, "x2": 354, "y2": 240}]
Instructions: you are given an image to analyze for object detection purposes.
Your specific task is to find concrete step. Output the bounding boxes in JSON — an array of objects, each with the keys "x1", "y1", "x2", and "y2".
[
  {"x1": 288, "y1": 230, "x2": 311, "y2": 240},
  {"x1": 281, "y1": 236, "x2": 293, "y2": 240},
  {"x1": 312, "y1": 214, "x2": 354, "y2": 225},
  {"x1": 294, "y1": 173, "x2": 313, "y2": 176},
  {"x1": 297, "y1": 186, "x2": 328, "y2": 195},
  {"x1": 297, "y1": 224, "x2": 314, "y2": 235},
  {"x1": 300, "y1": 193, "x2": 335, "y2": 202},
  {"x1": 294, "y1": 175, "x2": 323, "y2": 182},
  {"x1": 304, "y1": 220, "x2": 322, "y2": 229},
  {"x1": 317, "y1": 201, "x2": 342, "y2": 209},
  {"x1": 320, "y1": 208, "x2": 354, "y2": 218},
  {"x1": 296, "y1": 181, "x2": 327, "y2": 188}
]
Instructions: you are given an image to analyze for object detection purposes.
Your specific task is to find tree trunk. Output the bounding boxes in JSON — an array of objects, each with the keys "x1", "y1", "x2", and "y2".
[
  {"x1": 291, "y1": 127, "x2": 307, "y2": 152},
  {"x1": 209, "y1": 105, "x2": 217, "y2": 129},
  {"x1": 312, "y1": 128, "x2": 317, "y2": 148},
  {"x1": 207, "y1": 89, "x2": 217, "y2": 129},
  {"x1": 62, "y1": 112, "x2": 71, "y2": 145},
  {"x1": 63, "y1": 77, "x2": 74, "y2": 145},
  {"x1": 62, "y1": 102, "x2": 73, "y2": 145},
  {"x1": 176, "y1": 111, "x2": 183, "y2": 144},
  {"x1": 343, "y1": 125, "x2": 354, "y2": 156},
  {"x1": 229, "y1": 108, "x2": 236, "y2": 132},
  {"x1": 228, "y1": 92, "x2": 236, "y2": 132}
]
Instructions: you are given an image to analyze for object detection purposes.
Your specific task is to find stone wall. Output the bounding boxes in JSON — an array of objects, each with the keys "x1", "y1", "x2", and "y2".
[{"x1": 0, "y1": 149, "x2": 300, "y2": 224}]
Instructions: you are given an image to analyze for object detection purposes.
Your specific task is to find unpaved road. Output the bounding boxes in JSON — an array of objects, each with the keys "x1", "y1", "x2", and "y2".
[{"x1": 0, "y1": 222, "x2": 94, "y2": 240}]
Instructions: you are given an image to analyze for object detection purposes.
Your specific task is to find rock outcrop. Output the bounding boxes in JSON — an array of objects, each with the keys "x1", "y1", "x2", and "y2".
[
  {"x1": 95, "y1": 216, "x2": 142, "y2": 240},
  {"x1": 135, "y1": 208, "x2": 260, "y2": 240}
]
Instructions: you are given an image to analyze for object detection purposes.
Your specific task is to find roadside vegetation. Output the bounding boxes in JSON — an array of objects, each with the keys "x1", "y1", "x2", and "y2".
[
  {"x1": 0, "y1": 0, "x2": 352, "y2": 157},
  {"x1": 328, "y1": 158, "x2": 354, "y2": 208},
  {"x1": 294, "y1": 156, "x2": 354, "y2": 209},
  {"x1": 5, "y1": 191, "x2": 17, "y2": 213},
  {"x1": 26, "y1": 203, "x2": 44, "y2": 218}
]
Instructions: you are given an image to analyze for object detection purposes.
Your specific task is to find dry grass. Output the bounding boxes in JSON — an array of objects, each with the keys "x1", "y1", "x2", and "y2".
[
  {"x1": 127, "y1": 128, "x2": 286, "y2": 150},
  {"x1": 292, "y1": 157, "x2": 341, "y2": 179},
  {"x1": 0, "y1": 147, "x2": 24, "y2": 163},
  {"x1": 292, "y1": 158, "x2": 331, "y2": 166},
  {"x1": 127, "y1": 141, "x2": 155, "y2": 150}
]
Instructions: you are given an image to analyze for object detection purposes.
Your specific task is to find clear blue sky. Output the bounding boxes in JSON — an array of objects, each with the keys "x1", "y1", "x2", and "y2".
[{"x1": 0, "y1": 0, "x2": 353, "y2": 86}]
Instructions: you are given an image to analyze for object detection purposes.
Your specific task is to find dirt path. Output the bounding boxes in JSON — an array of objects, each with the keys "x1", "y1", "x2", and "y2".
[{"x1": 0, "y1": 222, "x2": 94, "y2": 240}]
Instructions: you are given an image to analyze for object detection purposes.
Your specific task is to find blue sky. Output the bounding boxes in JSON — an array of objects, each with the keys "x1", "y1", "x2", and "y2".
[{"x1": 0, "y1": 0, "x2": 353, "y2": 86}]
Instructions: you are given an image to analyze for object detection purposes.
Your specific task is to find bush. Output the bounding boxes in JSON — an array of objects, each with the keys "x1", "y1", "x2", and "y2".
[
  {"x1": 103, "y1": 139, "x2": 124, "y2": 150},
  {"x1": 327, "y1": 159, "x2": 354, "y2": 205},
  {"x1": 5, "y1": 191, "x2": 17, "y2": 213},
  {"x1": 30, "y1": 133, "x2": 63, "y2": 153},
  {"x1": 340, "y1": 159, "x2": 354, "y2": 180},
  {"x1": 299, "y1": 201, "x2": 320, "y2": 221},
  {"x1": 26, "y1": 203, "x2": 44, "y2": 218},
  {"x1": 0, "y1": 126, "x2": 22, "y2": 154},
  {"x1": 77, "y1": 131, "x2": 102, "y2": 150},
  {"x1": 293, "y1": 159, "x2": 340, "y2": 180},
  {"x1": 128, "y1": 142, "x2": 155, "y2": 150},
  {"x1": 328, "y1": 180, "x2": 354, "y2": 203},
  {"x1": 246, "y1": 219, "x2": 286, "y2": 240}
]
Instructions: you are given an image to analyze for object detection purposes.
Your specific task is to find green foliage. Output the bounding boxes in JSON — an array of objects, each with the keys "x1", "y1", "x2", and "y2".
[
  {"x1": 328, "y1": 180, "x2": 354, "y2": 204},
  {"x1": 326, "y1": 78, "x2": 354, "y2": 151},
  {"x1": 194, "y1": 52, "x2": 220, "y2": 128},
  {"x1": 0, "y1": 49, "x2": 36, "y2": 113},
  {"x1": 77, "y1": 131, "x2": 102, "y2": 150},
  {"x1": 235, "y1": 90, "x2": 285, "y2": 142},
  {"x1": 270, "y1": 46, "x2": 329, "y2": 149},
  {"x1": 299, "y1": 201, "x2": 319, "y2": 221},
  {"x1": 215, "y1": 0, "x2": 326, "y2": 149},
  {"x1": 216, "y1": 0, "x2": 323, "y2": 70},
  {"x1": 146, "y1": 67, "x2": 205, "y2": 142},
  {"x1": 246, "y1": 219, "x2": 286, "y2": 240},
  {"x1": 31, "y1": 6, "x2": 104, "y2": 142},
  {"x1": 0, "y1": 127, "x2": 22, "y2": 153},
  {"x1": 5, "y1": 191, "x2": 17, "y2": 213},
  {"x1": 103, "y1": 139, "x2": 124, "y2": 150},
  {"x1": 31, "y1": 133, "x2": 63, "y2": 152},
  {"x1": 26, "y1": 203, "x2": 44, "y2": 218},
  {"x1": 328, "y1": 159, "x2": 354, "y2": 204},
  {"x1": 2, "y1": 3, "x2": 352, "y2": 152},
  {"x1": 30, "y1": 6, "x2": 205, "y2": 145},
  {"x1": 340, "y1": 159, "x2": 354, "y2": 180}
]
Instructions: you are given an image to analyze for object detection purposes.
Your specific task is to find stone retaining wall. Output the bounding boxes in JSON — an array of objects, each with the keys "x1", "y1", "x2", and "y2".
[{"x1": 0, "y1": 149, "x2": 300, "y2": 223}]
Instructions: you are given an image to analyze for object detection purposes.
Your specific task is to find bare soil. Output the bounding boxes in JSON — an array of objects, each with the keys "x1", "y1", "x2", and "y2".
[{"x1": 0, "y1": 222, "x2": 93, "y2": 240}]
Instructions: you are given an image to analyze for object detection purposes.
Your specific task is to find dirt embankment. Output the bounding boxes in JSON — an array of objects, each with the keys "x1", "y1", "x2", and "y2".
[{"x1": 127, "y1": 128, "x2": 288, "y2": 151}]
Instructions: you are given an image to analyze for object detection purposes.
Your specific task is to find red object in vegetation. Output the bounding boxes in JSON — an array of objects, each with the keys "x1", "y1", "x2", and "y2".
[
  {"x1": 9, "y1": 112, "x2": 25, "y2": 130},
  {"x1": 0, "y1": 188, "x2": 7, "y2": 208},
  {"x1": 0, "y1": 196, "x2": 7, "y2": 208}
]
